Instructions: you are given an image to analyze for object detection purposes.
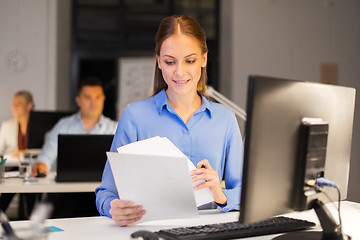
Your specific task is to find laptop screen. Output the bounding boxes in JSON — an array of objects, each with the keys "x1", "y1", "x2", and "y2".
[{"x1": 56, "y1": 134, "x2": 114, "y2": 182}]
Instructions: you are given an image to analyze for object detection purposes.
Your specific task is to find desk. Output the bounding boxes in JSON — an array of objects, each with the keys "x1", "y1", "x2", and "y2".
[
  {"x1": 4, "y1": 201, "x2": 359, "y2": 240},
  {"x1": 1, "y1": 172, "x2": 100, "y2": 220},
  {"x1": 0, "y1": 172, "x2": 100, "y2": 193}
]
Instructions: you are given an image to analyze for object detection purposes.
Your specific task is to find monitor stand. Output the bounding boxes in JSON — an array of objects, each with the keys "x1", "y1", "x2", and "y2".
[{"x1": 273, "y1": 199, "x2": 351, "y2": 240}]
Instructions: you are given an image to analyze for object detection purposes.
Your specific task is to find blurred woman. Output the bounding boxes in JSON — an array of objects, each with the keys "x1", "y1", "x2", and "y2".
[{"x1": 0, "y1": 90, "x2": 34, "y2": 156}]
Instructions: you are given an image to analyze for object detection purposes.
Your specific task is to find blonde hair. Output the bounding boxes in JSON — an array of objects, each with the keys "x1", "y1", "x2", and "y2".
[
  {"x1": 14, "y1": 90, "x2": 34, "y2": 109},
  {"x1": 152, "y1": 15, "x2": 209, "y2": 98}
]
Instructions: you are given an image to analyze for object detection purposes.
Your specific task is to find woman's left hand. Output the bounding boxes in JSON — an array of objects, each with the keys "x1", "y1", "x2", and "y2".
[{"x1": 190, "y1": 159, "x2": 227, "y2": 206}]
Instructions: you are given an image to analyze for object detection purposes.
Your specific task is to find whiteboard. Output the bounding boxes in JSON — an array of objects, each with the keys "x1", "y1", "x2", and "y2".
[{"x1": 117, "y1": 57, "x2": 155, "y2": 120}]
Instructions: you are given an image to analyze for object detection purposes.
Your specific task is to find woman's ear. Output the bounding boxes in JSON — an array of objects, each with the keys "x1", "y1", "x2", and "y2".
[
  {"x1": 156, "y1": 55, "x2": 162, "y2": 70},
  {"x1": 27, "y1": 102, "x2": 34, "y2": 111},
  {"x1": 201, "y1": 52, "x2": 208, "y2": 68}
]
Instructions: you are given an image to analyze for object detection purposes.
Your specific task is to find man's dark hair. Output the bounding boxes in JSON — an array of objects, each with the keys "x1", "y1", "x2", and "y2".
[{"x1": 77, "y1": 77, "x2": 103, "y2": 96}]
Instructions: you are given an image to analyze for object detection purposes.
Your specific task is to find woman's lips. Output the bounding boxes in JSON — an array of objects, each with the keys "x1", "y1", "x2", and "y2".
[{"x1": 173, "y1": 79, "x2": 190, "y2": 84}]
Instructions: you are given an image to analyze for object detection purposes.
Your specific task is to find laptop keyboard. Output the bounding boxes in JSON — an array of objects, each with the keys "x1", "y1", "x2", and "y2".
[{"x1": 156, "y1": 216, "x2": 315, "y2": 240}]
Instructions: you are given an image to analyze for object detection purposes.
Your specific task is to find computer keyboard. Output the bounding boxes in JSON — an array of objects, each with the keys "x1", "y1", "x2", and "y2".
[{"x1": 156, "y1": 216, "x2": 315, "y2": 240}]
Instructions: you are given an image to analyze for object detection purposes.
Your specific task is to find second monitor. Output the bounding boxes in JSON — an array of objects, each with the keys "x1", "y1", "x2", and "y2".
[{"x1": 27, "y1": 110, "x2": 74, "y2": 149}]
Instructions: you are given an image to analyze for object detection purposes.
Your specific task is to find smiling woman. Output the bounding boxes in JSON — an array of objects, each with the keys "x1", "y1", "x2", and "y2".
[
  {"x1": 154, "y1": 15, "x2": 209, "y2": 124},
  {"x1": 95, "y1": 15, "x2": 244, "y2": 227},
  {"x1": 157, "y1": 33, "x2": 207, "y2": 124},
  {"x1": 153, "y1": 15, "x2": 209, "y2": 98},
  {"x1": 157, "y1": 34, "x2": 206, "y2": 95}
]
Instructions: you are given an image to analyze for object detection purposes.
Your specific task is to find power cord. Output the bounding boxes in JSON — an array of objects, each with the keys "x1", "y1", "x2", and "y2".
[{"x1": 306, "y1": 177, "x2": 343, "y2": 233}]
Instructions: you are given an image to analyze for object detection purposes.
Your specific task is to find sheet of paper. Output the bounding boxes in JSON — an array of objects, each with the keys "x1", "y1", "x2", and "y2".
[
  {"x1": 107, "y1": 152, "x2": 199, "y2": 222},
  {"x1": 4, "y1": 171, "x2": 19, "y2": 178},
  {"x1": 116, "y1": 136, "x2": 214, "y2": 206}
]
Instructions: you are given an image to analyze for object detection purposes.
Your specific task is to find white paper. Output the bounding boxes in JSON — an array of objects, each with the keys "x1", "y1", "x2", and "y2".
[
  {"x1": 116, "y1": 136, "x2": 214, "y2": 206},
  {"x1": 107, "y1": 152, "x2": 199, "y2": 222}
]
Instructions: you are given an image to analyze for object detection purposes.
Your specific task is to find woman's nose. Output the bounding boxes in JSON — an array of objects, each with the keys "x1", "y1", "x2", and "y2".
[{"x1": 175, "y1": 62, "x2": 185, "y2": 77}]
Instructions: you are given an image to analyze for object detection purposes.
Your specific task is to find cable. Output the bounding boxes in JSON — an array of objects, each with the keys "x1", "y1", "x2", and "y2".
[
  {"x1": 314, "y1": 177, "x2": 339, "y2": 189},
  {"x1": 306, "y1": 177, "x2": 343, "y2": 232}
]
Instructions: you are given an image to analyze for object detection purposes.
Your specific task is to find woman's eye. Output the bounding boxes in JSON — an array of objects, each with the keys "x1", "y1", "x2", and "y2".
[
  {"x1": 186, "y1": 59, "x2": 196, "y2": 64},
  {"x1": 165, "y1": 61, "x2": 175, "y2": 65}
]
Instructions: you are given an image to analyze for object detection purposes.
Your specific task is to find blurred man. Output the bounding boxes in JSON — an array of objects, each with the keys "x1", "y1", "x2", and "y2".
[
  {"x1": 31, "y1": 77, "x2": 117, "y2": 219},
  {"x1": 32, "y1": 77, "x2": 117, "y2": 176}
]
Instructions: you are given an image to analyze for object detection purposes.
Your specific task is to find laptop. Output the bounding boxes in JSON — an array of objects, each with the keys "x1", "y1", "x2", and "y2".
[{"x1": 56, "y1": 134, "x2": 114, "y2": 182}]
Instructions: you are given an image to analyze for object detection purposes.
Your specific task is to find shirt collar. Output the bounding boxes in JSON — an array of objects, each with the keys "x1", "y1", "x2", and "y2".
[
  {"x1": 154, "y1": 89, "x2": 212, "y2": 118},
  {"x1": 75, "y1": 111, "x2": 105, "y2": 129}
]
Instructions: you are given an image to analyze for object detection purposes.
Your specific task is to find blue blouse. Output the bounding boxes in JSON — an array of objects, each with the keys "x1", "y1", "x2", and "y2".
[{"x1": 96, "y1": 89, "x2": 244, "y2": 217}]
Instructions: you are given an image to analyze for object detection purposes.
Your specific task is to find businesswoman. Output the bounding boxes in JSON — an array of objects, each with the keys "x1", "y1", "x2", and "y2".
[
  {"x1": 0, "y1": 90, "x2": 34, "y2": 157},
  {"x1": 96, "y1": 15, "x2": 243, "y2": 227},
  {"x1": 0, "y1": 90, "x2": 34, "y2": 213}
]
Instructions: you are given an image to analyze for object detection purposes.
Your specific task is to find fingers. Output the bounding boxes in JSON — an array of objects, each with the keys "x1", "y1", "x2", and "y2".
[
  {"x1": 192, "y1": 172, "x2": 219, "y2": 189},
  {"x1": 112, "y1": 208, "x2": 145, "y2": 227},
  {"x1": 190, "y1": 159, "x2": 227, "y2": 205},
  {"x1": 32, "y1": 162, "x2": 48, "y2": 176},
  {"x1": 196, "y1": 159, "x2": 212, "y2": 169},
  {"x1": 193, "y1": 179, "x2": 212, "y2": 190},
  {"x1": 191, "y1": 159, "x2": 214, "y2": 176},
  {"x1": 191, "y1": 171, "x2": 215, "y2": 183},
  {"x1": 190, "y1": 167, "x2": 206, "y2": 176},
  {"x1": 190, "y1": 159, "x2": 221, "y2": 190},
  {"x1": 111, "y1": 199, "x2": 134, "y2": 208},
  {"x1": 191, "y1": 160, "x2": 218, "y2": 185},
  {"x1": 110, "y1": 199, "x2": 146, "y2": 227},
  {"x1": 192, "y1": 175, "x2": 227, "y2": 205}
]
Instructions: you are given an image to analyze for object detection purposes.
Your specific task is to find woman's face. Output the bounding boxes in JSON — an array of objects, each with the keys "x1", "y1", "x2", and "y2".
[
  {"x1": 157, "y1": 33, "x2": 207, "y2": 97},
  {"x1": 12, "y1": 95, "x2": 32, "y2": 118}
]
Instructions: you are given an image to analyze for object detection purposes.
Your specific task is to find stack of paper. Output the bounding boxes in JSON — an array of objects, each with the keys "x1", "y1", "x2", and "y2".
[{"x1": 107, "y1": 136, "x2": 214, "y2": 222}]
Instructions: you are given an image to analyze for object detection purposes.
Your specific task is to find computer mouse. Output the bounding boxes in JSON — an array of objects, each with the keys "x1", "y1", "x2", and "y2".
[
  {"x1": 36, "y1": 173, "x2": 46, "y2": 178},
  {"x1": 130, "y1": 230, "x2": 159, "y2": 240},
  {"x1": 36, "y1": 170, "x2": 47, "y2": 178}
]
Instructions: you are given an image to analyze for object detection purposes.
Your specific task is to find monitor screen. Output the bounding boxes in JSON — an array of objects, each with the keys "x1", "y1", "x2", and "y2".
[
  {"x1": 239, "y1": 75, "x2": 356, "y2": 225},
  {"x1": 27, "y1": 110, "x2": 74, "y2": 149}
]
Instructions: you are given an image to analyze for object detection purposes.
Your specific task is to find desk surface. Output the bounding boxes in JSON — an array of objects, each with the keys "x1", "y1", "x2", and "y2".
[
  {"x1": 4, "y1": 201, "x2": 359, "y2": 240},
  {"x1": 0, "y1": 172, "x2": 100, "y2": 193}
]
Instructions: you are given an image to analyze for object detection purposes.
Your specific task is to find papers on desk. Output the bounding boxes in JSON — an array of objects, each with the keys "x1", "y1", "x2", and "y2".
[
  {"x1": 3, "y1": 154, "x2": 20, "y2": 167},
  {"x1": 107, "y1": 136, "x2": 214, "y2": 222},
  {"x1": 4, "y1": 149, "x2": 42, "y2": 167},
  {"x1": 4, "y1": 171, "x2": 19, "y2": 178}
]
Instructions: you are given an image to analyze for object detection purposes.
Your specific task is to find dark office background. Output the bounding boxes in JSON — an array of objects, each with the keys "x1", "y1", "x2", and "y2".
[{"x1": 71, "y1": 0, "x2": 220, "y2": 120}]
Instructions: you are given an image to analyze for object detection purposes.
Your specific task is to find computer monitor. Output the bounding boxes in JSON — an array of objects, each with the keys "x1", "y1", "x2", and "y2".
[
  {"x1": 239, "y1": 76, "x2": 355, "y2": 238},
  {"x1": 27, "y1": 110, "x2": 74, "y2": 149}
]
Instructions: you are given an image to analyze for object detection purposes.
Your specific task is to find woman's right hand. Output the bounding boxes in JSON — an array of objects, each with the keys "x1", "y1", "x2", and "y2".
[{"x1": 109, "y1": 199, "x2": 146, "y2": 227}]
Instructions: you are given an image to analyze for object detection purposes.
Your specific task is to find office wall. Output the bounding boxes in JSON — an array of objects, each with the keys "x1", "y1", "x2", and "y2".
[
  {"x1": 220, "y1": 0, "x2": 360, "y2": 202},
  {"x1": 0, "y1": 0, "x2": 70, "y2": 123}
]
